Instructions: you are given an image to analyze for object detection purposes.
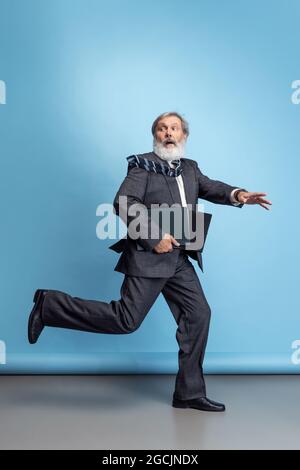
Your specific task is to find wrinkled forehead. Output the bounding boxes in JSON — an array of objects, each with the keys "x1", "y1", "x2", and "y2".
[{"x1": 156, "y1": 116, "x2": 183, "y2": 129}]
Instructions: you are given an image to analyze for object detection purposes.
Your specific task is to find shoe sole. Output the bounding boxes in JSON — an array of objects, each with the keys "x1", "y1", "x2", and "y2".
[
  {"x1": 172, "y1": 401, "x2": 225, "y2": 411},
  {"x1": 28, "y1": 290, "x2": 46, "y2": 344}
]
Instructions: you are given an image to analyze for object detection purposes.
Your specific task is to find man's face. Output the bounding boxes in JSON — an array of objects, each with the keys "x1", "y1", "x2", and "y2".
[{"x1": 154, "y1": 116, "x2": 186, "y2": 149}]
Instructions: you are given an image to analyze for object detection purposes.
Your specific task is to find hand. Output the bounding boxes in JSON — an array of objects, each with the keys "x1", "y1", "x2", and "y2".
[
  {"x1": 237, "y1": 191, "x2": 272, "y2": 210},
  {"x1": 153, "y1": 233, "x2": 180, "y2": 254}
]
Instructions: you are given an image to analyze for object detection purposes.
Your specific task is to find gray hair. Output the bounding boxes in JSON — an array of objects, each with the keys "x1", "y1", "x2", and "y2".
[{"x1": 151, "y1": 112, "x2": 189, "y2": 137}]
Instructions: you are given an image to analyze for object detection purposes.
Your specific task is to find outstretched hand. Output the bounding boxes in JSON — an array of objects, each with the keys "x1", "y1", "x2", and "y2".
[{"x1": 237, "y1": 191, "x2": 272, "y2": 210}]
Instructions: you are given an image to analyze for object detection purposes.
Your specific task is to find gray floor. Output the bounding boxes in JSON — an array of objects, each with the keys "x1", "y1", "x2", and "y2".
[{"x1": 0, "y1": 375, "x2": 299, "y2": 450}]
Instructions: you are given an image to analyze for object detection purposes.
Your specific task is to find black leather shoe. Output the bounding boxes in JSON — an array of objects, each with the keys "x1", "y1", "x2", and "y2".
[
  {"x1": 28, "y1": 289, "x2": 48, "y2": 344},
  {"x1": 172, "y1": 396, "x2": 225, "y2": 412}
]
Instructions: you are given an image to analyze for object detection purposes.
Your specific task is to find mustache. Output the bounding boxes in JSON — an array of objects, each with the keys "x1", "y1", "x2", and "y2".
[{"x1": 162, "y1": 138, "x2": 177, "y2": 145}]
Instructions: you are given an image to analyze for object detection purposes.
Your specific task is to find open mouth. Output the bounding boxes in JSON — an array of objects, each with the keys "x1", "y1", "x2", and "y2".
[{"x1": 164, "y1": 140, "x2": 176, "y2": 146}]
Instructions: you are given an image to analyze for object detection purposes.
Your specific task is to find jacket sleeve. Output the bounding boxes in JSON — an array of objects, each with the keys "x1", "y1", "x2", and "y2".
[
  {"x1": 113, "y1": 165, "x2": 164, "y2": 251},
  {"x1": 194, "y1": 161, "x2": 245, "y2": 208}
]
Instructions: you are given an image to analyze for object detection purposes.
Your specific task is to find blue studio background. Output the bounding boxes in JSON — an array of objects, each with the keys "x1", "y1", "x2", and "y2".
[{"x1": 0, "y1": 0, "x2": 299, "y2": 373}]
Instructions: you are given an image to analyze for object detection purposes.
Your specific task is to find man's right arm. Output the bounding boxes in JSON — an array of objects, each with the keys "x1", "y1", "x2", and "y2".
[{"x1": 113, "y1": 166, "x2": 164, "y2": 251}]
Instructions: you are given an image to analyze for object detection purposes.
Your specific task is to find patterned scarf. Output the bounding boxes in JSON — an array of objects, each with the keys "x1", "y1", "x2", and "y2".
[{"x1": 127, "y1": 154, "x2": 183, "y2": 177}]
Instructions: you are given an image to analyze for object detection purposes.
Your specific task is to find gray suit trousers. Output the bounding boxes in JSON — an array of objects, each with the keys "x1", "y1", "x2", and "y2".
[{"x1": 42, "y1": 250, "x2": 211, "y2": 400}]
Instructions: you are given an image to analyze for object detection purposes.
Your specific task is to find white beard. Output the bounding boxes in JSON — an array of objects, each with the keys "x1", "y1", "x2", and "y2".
[{"x1": 153, "y1": 138, "x2": 186, "y2": 162}]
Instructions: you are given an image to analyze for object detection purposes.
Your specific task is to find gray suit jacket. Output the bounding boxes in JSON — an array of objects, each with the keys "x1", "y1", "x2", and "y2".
[{"x1": 109, "y1": 151, "x2": 244, "y2": 278}]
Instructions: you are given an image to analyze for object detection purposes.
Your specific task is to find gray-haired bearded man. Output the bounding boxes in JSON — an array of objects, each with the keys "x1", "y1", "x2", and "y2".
[{"x1": 28, "y1": 112, "x2": 272, "y2": 412}]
